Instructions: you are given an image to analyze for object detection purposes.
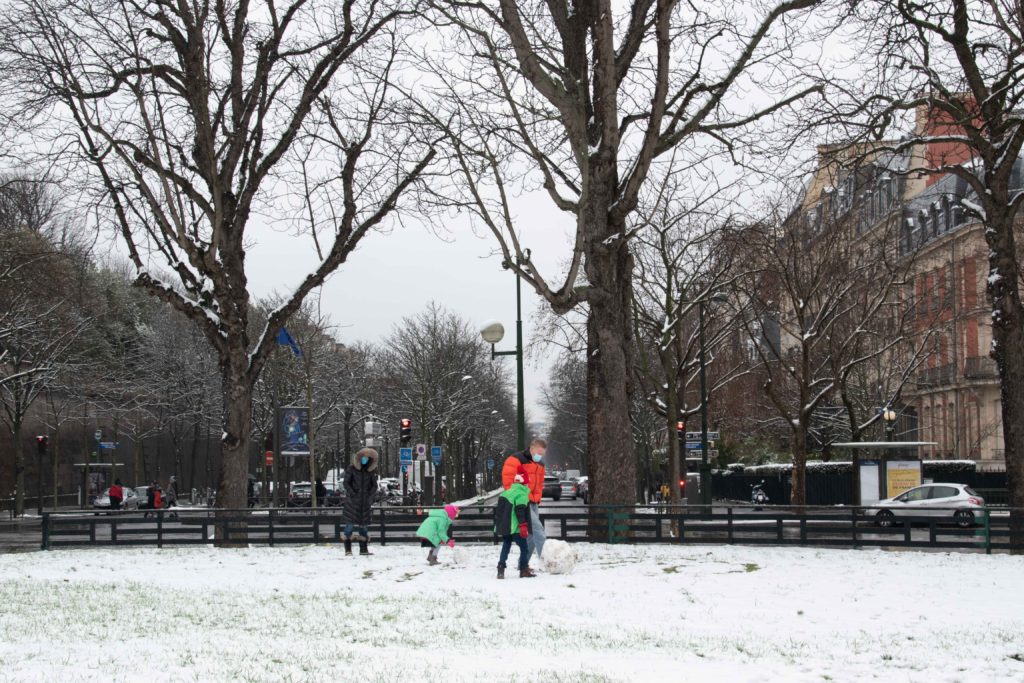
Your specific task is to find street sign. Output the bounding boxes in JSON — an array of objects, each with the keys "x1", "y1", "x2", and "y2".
[
  {"x1": 486, "y1": 458, "x2": 495, "y2": 469},
  {"x1": 98, "y1": 441, "x2": 118, "y2": 449},
  {"x1": 265, "y1": 451, "x2": 274, "y2": 466},
  {"x1": 414, "y1": 443, "x2": 427, "y2": 460},
  {"x1": 94, "y1": 429, "x2": 102, "y2": 442},
  {"x1": 431, "y1": 446, "x2": 442, "y2": 466},
  {"x1": 401, "y1": 464, "x2": 409, "y2": 473},
  {"x1": 685, "y1": 441, "x2": 715, "y2": 450},
  {"x1": 685, "y1": 431, "x2": 720, "y2": 441},
  {"x1": 399, "y1": 447, "x2": 413, "y2": 464},
  {"x1": 364, "y1": 421, "x2": 381, "y2": 437}
]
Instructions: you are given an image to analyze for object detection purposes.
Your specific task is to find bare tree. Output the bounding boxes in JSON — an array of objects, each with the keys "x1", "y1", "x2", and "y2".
[
  {"x1": 1, "y1": 0, "x2": 434, "y2": 513},
  {"x1": 735, "y1": 158, "x2": 926, "y2": 505},
  {"x1": 842, "y1": 0, "x2": 1024, "y2": 548},
  {"x1": 421, "y1": 0, "x2": 824, "y2": 505},
  {"x1": 631, "y1": 175, "x2": 745, "y2": 506}
]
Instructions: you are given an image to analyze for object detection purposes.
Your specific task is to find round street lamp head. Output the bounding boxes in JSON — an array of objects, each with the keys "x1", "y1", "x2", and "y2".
[
  {"x1": 480, "y1": 320, "x2": 505, "y2": 344},
  {"x1": 883, "y1": 409, "x2": 897, "y2": 422}
]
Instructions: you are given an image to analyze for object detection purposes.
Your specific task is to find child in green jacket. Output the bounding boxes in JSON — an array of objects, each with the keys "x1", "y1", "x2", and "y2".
[
  {"x1": 493, "y1": 466, "x2": 534, "y2": 579},
  {"x1": 416, "y1": 504, "x2": 459, "y2": 566}
]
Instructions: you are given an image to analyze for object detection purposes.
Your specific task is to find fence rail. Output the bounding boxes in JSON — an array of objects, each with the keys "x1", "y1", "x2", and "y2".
[{"x1": 39, "y1": 504, "x2": 1024, "y2": 553}]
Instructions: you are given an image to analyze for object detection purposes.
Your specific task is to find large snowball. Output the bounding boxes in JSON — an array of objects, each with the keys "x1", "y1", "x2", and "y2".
[
  {"x1": 540, "y1": 539, "x2": 579, "y2": 574},
  {"x1": 451, "y1": 545, "x2": 470, "y2": 565}
]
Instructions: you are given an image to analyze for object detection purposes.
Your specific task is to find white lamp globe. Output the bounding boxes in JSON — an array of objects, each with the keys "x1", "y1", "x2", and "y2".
[{"x1": 480, "y1": 320, "x2": 505, "y2": 344}]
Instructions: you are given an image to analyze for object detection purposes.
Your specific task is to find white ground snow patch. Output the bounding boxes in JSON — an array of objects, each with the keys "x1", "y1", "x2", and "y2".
[{"x1": 1, "y1": 544, "x2": 1023, "y2": 682}]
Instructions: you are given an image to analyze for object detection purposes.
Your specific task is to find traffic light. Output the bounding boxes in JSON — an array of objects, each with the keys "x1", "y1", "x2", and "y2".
[
  {"x1": 679, "y1": 478, "x2": 686, "y2": 492},
  {"x1": 36, "y1": 435, "x2": 48, "y2": 455},
  {"x1": 400, "y1": 418, "x2": 412, "y2": 445},
  {"x1": 676, "y1": 421, "x2": 685, "y2": 446}
]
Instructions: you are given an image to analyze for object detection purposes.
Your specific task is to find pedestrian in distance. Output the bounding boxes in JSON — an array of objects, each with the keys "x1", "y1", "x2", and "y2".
[
  {"x1": 494, "y1": 466, "x2": 534, "y2": 579},
  {"x1": 315, "y1": 477, "x2": 327, "y2": 508},
  {"x1": 416, "y1": 504, "x2": 459, "y2": 566},
  {"x1": 143, "y1": 481, "x2": 162, "y2": 518},
  {"x1": 501, "y1": 438, "x2": 547, "y2": 569},
  {"x1": 343, "y1": 447, "x2": 379, "y2": 556},
  {"x1": 108, "y1": 479, "x2": 124, "y2": 511},
  {"x1": 165, "y1": 475, "x2": 178, "y2": 508}
]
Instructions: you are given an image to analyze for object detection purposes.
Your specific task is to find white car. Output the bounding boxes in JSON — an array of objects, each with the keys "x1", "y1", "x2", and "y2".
[
  {"x1": 92, "y1": 486, "x2": 142, "y2": 510},
  {"x1": 872, "y1": 483, "x2": 985, "y2": 528}
]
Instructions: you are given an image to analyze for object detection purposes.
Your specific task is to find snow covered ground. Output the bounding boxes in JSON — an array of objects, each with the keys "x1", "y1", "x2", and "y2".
[{"x1": 1, "y1": 543, "x2": 1022, "y2": 682}]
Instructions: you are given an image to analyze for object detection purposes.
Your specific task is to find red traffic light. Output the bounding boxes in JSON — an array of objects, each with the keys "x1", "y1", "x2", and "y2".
[
  {"x1": 36, "y1": 435, "x2": 48, "y2": 454},
  {"x1": 676, "y1": 421, "x2": 685, "y2": 433},
  {"x1": 679, "y1": 479, "x2": 685, "y2": 490},
  {"x1": 400, "y1": 419, "x2": 411, "y2": 429}
]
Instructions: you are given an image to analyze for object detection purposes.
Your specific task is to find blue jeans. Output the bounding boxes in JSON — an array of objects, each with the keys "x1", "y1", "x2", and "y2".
[
  {"x1": 498, "y1": 534, "x2": 529, "y2": 570},
  {"x1": 526, "y1": 503, "x2": 546, "y2": 563},
  {"x1": 344, "y1": 523, "x2": 368, "y2": 539}
]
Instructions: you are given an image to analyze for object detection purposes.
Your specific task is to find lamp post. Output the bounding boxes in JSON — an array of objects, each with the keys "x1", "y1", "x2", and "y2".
[
  {"x1": 698, "y1": 301, "x2": 711, "y2": 508},
  {"x1": 481, "y1": 253, "x2": 528, "y2": 451},
  {"x1": 883, "y1": 407, "x2": 897, "y2": 454},
  {"x1": 692, "y1": 294, "x2": 728, "y2": 509}
]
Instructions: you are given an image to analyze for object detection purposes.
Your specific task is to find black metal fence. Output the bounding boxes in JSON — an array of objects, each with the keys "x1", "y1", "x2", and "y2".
[{"x1": 40, "y1": 504, "x2": 1022, "y2": 553}]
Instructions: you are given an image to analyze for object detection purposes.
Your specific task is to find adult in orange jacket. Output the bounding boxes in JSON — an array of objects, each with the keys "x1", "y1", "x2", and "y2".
[{"x1": 500, "y1": 438, "x2": 547, "y2": 565}]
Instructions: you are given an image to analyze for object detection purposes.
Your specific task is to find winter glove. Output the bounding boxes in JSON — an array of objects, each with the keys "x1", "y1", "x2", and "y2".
[
  {"x1": 518, "y1": 523, "x2": 529, "y2": 539},
  {"x1": 447, "y1": 539, "x2": 455, "y2": 549}
]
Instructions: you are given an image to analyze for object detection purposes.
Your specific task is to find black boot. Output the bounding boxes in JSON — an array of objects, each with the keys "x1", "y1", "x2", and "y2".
[
  {"x1": 519, "y1": 567, "x2": 537, "y2": 578},
  {"x1": 344, "y1": 538, "x2": 353, "y2": 556},
  {"x1": 359, "y1": 540, "x2": 372, "y2": 556},
  {"x1": 496, "y1": 564, "x2": 505, "y2": 580}
]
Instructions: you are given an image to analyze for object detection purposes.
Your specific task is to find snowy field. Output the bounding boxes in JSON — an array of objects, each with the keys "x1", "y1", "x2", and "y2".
[{"x1": 1, "y1": 543, "x2": 1022, "y2": 683}]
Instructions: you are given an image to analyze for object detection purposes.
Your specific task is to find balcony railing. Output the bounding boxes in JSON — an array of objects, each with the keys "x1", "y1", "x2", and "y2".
[
  {"x1": 964, "y1": 356, "x2": 998, "y2": 380},
  {"x1": 917, "y1": 363, "x2": 956, "y2": 387}
]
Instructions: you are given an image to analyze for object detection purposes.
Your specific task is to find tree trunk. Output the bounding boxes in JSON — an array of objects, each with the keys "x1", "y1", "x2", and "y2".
[
  {"x1": 13, "y1": 420, "x2": 24, "y2": 516},
  {"x1": 585, "y1": 242, "x2": 637, "y2": 509},
  {"x1": 790, "y1": 428, "x2": 807, "y2": 507},
  {"x1": 985, "y1": 210, "x2": 1024, "y2": 553},
  {"x1": 218, "y1": 366, "x2": 253, "y2": 511},
  {"x1": 189, "y1": 419, "x2": 200, "y2": 492}
]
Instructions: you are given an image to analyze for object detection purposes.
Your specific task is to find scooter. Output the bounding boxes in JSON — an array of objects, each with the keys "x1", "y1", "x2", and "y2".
[{"x1": 751, "y1": 481, "x2": 769, "y2": 508}]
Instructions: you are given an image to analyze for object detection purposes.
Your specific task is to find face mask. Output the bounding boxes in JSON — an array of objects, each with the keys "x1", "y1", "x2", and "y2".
[
  {"x1": 360, "y1": 457, "x2": 369, "y2": 466},
  {"x1": 532, "y1": 454, "x2": 542, "y2": 463}
]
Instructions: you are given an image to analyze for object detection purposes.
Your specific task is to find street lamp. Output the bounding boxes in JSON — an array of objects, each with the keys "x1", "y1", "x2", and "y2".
[
  {"x1": 481, "y1": 251, "x2": 529, "y2": 451},
  {"x1": 882, "y1": 408, "x2": 897, "y2": 456}
]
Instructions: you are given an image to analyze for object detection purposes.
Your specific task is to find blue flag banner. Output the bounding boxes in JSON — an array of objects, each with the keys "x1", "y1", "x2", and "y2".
[{"x1": 276, "y1": 327, "x2": 303, "y2": 357}]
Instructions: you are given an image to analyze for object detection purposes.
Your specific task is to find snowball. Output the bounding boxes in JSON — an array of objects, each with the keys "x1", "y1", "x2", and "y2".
[
  {"x1": 540, "y1": 539, "x2": 579, "y2": 574},
  {"x1": 451, "y1": 545, "x2": 470, "y2": 565}
]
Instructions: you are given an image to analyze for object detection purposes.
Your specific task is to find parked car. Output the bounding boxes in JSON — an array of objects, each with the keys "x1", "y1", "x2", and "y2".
[
  {"x1": 871, "y1": 483, "x2": 985, "y2": 528},
  {"x1": 559, "y1": 479, "x2": 577, "y2": 500},
  {"x1": 92, "y1": 486, "x2": 141, "y2": 510},
  {"x1": 288, "y1": 482, "x2": 341, "y2": 507},
  {"x1": 542, "y1": 475, "x2": 562, "y2": 501},
  {"x1": 576, "y1": 476, "x2": 589, "y2": 504}
]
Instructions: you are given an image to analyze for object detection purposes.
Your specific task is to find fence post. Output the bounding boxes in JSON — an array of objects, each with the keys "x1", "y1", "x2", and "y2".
[
  {"x1": 269, "y1": 509, "x2": 275, "y2": 547},
  {"x1": 157, "y1": 510, "x2": 164, "y2": 549},
  {"x1": 984, "y1": 508, "x2": 992, "y2": 555},
  {"x1": 851, "y1": 508, "x2": 859, "y2": 549},
  {"x1": 380, "y1": 507, "x2": 386, "y2": 546},
  {"x1": 561, "y1": 517, "x2": 567, "y2": 540},
  {"x1": 41, "y1": 513, "x2": 50, "y2": 550},
  {"x1": 727, "y1": 507, "x2": 734, "y2": 544}
]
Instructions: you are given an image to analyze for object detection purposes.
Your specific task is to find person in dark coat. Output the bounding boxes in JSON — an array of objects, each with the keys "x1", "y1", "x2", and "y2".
[
  {"x1": 343, "y1": 447, "x2": 379, "y2": 556},
  {"x1": 315, "y1": 478, "x2": 327, "y2": 508}
]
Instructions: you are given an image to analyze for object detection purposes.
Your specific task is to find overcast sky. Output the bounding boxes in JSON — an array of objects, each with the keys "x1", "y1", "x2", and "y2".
[{"x1": 243, "y1": 193, "x2": 576, "y2": 423}]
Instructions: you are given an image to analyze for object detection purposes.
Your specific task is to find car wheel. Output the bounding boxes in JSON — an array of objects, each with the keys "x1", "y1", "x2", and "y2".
[
  {"x1": 954, "y1": 509, "x2": 975, "y2": 528},
  {"x1": 875, "y1": 509, "x2": 894, "y2": 528}
]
